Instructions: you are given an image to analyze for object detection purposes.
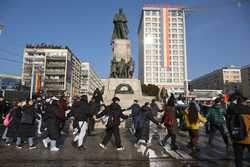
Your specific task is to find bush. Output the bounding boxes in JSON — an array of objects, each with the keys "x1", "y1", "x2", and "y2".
[{"x1": 142, "y1": 84, "x2": 160, "y2": 97}]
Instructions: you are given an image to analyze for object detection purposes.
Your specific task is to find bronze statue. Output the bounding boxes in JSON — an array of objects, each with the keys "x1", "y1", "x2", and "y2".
[
  {"x1": 110, "y1": 57, "x2": 118, "y2": 78},
  {"x1": 110, "y1": 8, "x2": 134, "y2": 79},
  {"x1": 112, "y1": 8, "x2": 129, "y2": 40}
]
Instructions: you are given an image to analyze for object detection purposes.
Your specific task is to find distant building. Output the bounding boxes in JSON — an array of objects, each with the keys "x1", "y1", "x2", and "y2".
[
  {"x1": 138, "y1": 4, "x2": 188, "y2": 94},
  {"x1": 241, "y1": 64, "x2": 250, "y2": 98},
  {"x1": 80, "y1": 62, "x2": 103, "y2": 96},
  {"x1": 190, "y1": 65, "x2": 241, "y2": 93},
  {"x1": 0, "y1": 74, "x2": 21, "y2": 90},
  {"x1": 22, "y1": 44, "x2": 81, "y2": 98}
]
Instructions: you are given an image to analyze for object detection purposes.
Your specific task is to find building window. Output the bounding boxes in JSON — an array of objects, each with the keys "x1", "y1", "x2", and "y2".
[
  {"x1": 152, "y1": 23, "x2": 158, "y2": 27},
  {"x1": 152, "y1": 11, "x2": 159, "y2": 16},
  {"x1": 178, "y1": 34, "x2": 184, "y2": 38},
  {"x1": 178, "y1": 29, "x2": 184, "y2": 33},
  {"x1": 172, "y1": 34, "x2": 177, "y2": 38},
  {"x1": 171, "y1": 11, "x2": 177, "y2": 16},
  {"x1": 145, "y1": 11, "x2": 151, "y2": 16},
  {"x1": 172, "y1": 29, "x2": 177, "y2": 33},
  {"x1": 178, "y1": 23, "x2": 183, "y2": 27},
  {"x1": 177, "y1": 11, "x2": 183, "y2": 16}
]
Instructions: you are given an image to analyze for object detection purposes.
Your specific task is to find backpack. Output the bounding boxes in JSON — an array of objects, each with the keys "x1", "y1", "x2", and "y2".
[
  {"x1": 3, "y1": 113, "x2": 12, "y2": 127},
  {"x1": 230, "y1": 114, "x2": 248, "y2": 141}
]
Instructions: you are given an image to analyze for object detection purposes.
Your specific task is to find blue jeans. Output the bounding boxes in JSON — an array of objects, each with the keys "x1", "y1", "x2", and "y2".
[{"x1": 16, "y1": 137, "x2": 33, "y2": 146}]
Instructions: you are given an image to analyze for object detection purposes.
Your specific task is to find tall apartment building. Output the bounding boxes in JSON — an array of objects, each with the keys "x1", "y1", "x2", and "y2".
[
  {"x1": 22, "y1": 44, "x2": 81, "y2": 98},
  {"x1": 190, "y1": 65, "x2": 241, "y2": 93},
  {"x1": 241, "y1": 64, "x2": 250, "y2": 98},
  {"x1": 80, "y1": 62, "x2": 103, "y2": 96},
  {"x1": 138, "y1": 4, "x2": 188, "y2": 94}
]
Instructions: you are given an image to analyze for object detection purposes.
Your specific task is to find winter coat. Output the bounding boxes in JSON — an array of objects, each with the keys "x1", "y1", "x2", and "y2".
[
  {"x1": 34, "y1": 101, "x2": 43, "y2": 115},
  {"x1": 74, "y1": 101, "x2": 91, "y2": 122},
  {"x1": 96, "y1": 102, "x2": 128, "y2": 128},
  {"x1": 0, "y1": 100, "x2": 7, "y2": 122},
  {"x1": 127, "y1": 103, "x2": 141, "y2": 125},
  {"x1": 161, "y1": 106, "x2": 178, "y2": 129},
  {"x1": 207, "y1": 104, "x2": 226, "y2": 126},
  {"x1": 57, "y1": 99, "x2": 68, "y2": 121},
  {"x1": 183, "y1": 109, "x2": 207, "y2": 130},
  {"x1": 226, "y1": 103, "x2": 250, "y2": 144},
  {"x1": 18, "y1": 105, "x2": 39, "y2": 138},
  {"x1": 89, "y1": 101, "x2": 99, "y2": 116},
  {"x1": 44, "y1": 103, "x2": 60, "y2": 140},
  {"x1": 150, "y1": 102, "x2": 161, "y2": 117},
  {"x1": 6, "y1": 106, "x2": 22, "y2": 138},
  {"x1": 93, "y1": 90, "x2": 103, "y2": 104},
  {"x1": 136, "y1": 105, "x2": 159, "y2": 141}
]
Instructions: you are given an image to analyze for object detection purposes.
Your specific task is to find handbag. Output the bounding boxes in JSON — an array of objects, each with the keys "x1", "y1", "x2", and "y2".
[{"x1": 3, "y1": 113, "x2": 12, "y2": 127}]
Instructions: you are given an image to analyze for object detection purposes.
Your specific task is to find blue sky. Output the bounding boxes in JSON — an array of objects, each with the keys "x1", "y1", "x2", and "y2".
[{"x1": 0, "y1": 0, "x2": 249, "y2": 79}]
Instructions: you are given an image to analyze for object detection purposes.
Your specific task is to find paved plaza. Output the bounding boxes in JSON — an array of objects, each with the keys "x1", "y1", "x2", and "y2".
[{"x1": 0, "y1": 122, "x2": 249, "y2": 167}]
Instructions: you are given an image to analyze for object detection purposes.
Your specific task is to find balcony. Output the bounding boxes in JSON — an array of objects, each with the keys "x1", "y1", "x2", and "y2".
[
  {"x1": 46, "y1": 63, "x2": 66, "y2": 68},
  {"x1": 46, "y1": 79, "x2": 65, "y2": 83},
  {"x1": 46, "y1": 70, "x2": 65, "y2": 75},
  {"x1": 46, "y1": 56, "x2": 66, "y2": 61},
  {"x1": 46, "y1": 85, "x2": 64, "y2": 90}
]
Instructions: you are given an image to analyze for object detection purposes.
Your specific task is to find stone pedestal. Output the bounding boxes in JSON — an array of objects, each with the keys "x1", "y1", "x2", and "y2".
[
  {"x1": 95, "y1": 78, "x2": 155, "y2": 129},
  {"x1": 102, "y1": 78, "x2": 142, "y2": 106},
  {"x1": 112, "y1": 39, "x2": 132, "y2": 63}
]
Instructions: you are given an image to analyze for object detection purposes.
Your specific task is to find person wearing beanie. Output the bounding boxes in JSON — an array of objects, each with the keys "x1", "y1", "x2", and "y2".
[{"x1": 97, "y1": 97, "x2": 128, "y2": 151}]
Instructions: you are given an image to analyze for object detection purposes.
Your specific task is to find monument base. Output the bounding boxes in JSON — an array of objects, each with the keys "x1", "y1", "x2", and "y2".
[
  {"x1": 95, "y1": 78, "x2": 147, "y2": 128},
  {"x1": 102, "y1": 78, "x2": 142, "y2": 107}
]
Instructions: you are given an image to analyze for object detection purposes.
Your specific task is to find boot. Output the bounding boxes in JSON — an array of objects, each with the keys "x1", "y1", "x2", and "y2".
[{"x1": 50, "y1": 140, "x2": 59, "y2": 152}]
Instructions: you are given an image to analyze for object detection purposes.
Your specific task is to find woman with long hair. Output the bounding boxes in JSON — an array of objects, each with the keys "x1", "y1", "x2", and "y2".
[
  {"x1": 161, "y1": 97, "x2": 178, "y2": 150},
  {"x1": 184, "y1": 102, "x2": 207, "y2": 151}
]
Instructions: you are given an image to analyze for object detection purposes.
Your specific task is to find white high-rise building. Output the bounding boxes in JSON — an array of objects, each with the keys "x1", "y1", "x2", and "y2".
[{"x1": 138, "y1": 4, "x2": 188, "y2": 94}]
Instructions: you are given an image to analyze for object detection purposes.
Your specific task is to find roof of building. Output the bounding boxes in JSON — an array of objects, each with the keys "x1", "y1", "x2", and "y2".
[
  {"x1": 241, "y1": 64, "x2": 250, "y2": 69},
  {"x1": 0, "y1": 74, "x2": 21, "y2": 80},
  {"x1": 191, "y1": 65, "x2": 241, "y2": 82},
  {"x1": 143, "y1": 4, "x2": 185, "y2": 9}
]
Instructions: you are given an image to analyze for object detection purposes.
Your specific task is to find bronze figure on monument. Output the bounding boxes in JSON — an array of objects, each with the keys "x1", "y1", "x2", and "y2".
[{"x1": 110, "y1": 8, "x2": 134, "y2": 79}]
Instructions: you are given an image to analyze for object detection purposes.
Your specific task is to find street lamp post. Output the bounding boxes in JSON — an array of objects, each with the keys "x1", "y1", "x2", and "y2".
[{"x1": 0, "y1": 24, "x2": 4, "y2": 35}]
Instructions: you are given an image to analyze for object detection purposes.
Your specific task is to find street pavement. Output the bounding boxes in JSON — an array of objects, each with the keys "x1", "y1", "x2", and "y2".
[{"x1": 0, "y1": 121, "x2": 250, "y2": 167}]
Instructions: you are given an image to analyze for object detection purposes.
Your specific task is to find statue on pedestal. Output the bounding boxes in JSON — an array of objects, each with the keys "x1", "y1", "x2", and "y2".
[
  {"x1": 110, "y1": 8, "x2": 134, "y2": 79},
  {"x1": 112, "y1": 8, "x2": 129, "y2": 40}
]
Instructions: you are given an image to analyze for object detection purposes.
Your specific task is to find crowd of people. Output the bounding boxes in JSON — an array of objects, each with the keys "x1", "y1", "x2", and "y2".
[{"x1": 0, "y1": 88, "x2": 250, "y2": 167}]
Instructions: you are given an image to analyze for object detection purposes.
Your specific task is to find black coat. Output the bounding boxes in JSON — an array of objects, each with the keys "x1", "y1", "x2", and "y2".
[
  {"x1": 89, "y1": 101, "x2": 98, "y2": 116},
  {"x1": 44, "y1": 103, "x2": 60, "y2": 140},
  {"x1": 6, "y1": 107, "x2": 22, "y2": 138},
  {"x1": 0, "y1": 100, "x2": 7, "y2": 119},
  {"x1": 18, "y1": 105, "x2": 39, "y2": 138},
  {"x1": 96, "y1": 103, "x2": 128, "y2": 128},
  {"x1": 74, "y1": 101, "x2": 91, "y2": 122}
]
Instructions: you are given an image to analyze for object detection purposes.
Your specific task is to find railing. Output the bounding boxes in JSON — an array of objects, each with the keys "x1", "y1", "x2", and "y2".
[
  {"x1": 46, "y1": 85, "x2": 64, "y2": 90},
  {"x1": 46, "y1": 70, "x2": 65, "y2": 75},
  {"x1": 46, "y1": 63, "x2": 66, "y2": 67},
  {"x1": 46, "y1": 79, "x2": 65, "y2": 83}
]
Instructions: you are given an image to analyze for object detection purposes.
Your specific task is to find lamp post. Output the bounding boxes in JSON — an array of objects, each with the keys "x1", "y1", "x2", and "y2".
[{"x1": 0, "y1": 24, "x2": 4, "y2": 35}]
